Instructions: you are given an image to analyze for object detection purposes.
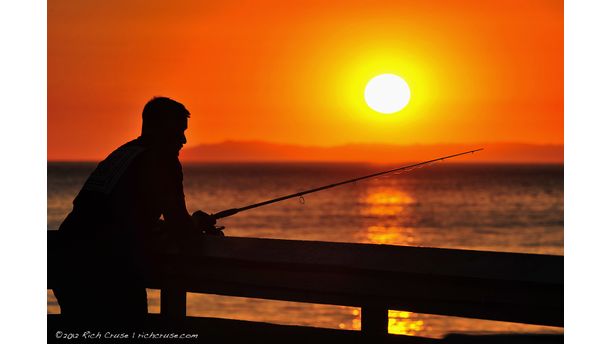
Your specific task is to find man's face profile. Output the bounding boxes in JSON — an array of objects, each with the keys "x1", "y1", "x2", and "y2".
[
  {"x1": 178, "y1": 117, "x2": 188, "y2": 150},
  {"x1": 164, "y1": 118, "x2": 188, "y2": 152}
]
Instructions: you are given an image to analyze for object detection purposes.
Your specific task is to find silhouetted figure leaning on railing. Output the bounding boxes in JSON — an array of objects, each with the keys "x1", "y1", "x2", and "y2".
[{"x1": 53, "y1": 97, "x2": 216, "y2": 324}]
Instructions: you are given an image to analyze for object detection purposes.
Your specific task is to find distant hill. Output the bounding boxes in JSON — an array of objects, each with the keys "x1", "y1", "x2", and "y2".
[{"x1": 181, "y1": 141, "x2": 563, "y2": 163}]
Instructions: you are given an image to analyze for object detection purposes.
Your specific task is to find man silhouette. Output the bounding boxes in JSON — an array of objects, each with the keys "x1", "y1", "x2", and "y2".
[{"x1": 53, "y1": 97, "x2": 213, "y2": 321}]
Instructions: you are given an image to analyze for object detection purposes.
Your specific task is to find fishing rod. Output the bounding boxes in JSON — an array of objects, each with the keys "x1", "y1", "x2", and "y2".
[{"x1": 209, "y1": 148, "x2": 483, "y2": 221}]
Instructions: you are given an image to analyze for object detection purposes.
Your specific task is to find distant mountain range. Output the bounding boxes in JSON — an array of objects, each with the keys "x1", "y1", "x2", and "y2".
[{"x1": 180, "y1": 141, "x2": 563, "y2": 163}]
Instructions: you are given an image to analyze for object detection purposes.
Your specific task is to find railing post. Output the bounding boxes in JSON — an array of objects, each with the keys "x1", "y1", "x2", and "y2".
[
  {"x1": 160, "y1": 288, "x2": 186, "y2": 317},
  {"x1": 361, "y1": 305, "x2": 387, "y2": 336}
]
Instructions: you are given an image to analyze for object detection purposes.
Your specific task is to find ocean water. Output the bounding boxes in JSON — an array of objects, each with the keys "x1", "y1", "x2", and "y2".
[{"x1": 47, "y1": 162, "x2": 563, "y2": 337}]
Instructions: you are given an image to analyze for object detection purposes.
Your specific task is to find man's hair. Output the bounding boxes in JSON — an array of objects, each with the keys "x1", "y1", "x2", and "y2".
[{"x1": 142, "y1": 97, "x2": 190, "y2": 134}]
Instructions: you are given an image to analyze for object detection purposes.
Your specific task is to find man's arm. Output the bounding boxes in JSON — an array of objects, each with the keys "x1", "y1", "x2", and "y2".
[{"x1": 158, "y1": 155, "x2": 201, "y2": 240}]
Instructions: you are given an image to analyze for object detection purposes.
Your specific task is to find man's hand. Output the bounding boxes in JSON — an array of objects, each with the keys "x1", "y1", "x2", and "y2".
[
  {"x1": 192, "y1": 210, "x2": 216, "y2": 227},
  {"x1": 192, "y1": 210, "x2": 224, "y2": 236}
]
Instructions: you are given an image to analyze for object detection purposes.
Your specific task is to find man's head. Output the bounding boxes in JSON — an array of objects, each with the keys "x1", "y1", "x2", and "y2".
[{"x1": 141, "y1": 97, "x2": 190, "y2": 149}]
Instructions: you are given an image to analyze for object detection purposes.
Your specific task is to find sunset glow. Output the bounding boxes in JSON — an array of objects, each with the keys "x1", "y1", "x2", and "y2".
[{"x1": 48, "y1": 0, "x2": 563, "y2": 161}]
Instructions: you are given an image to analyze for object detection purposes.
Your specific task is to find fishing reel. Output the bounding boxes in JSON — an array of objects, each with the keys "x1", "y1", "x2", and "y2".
[{"x1": 192, "y1": 210, "x2": 225, "y2": 236}]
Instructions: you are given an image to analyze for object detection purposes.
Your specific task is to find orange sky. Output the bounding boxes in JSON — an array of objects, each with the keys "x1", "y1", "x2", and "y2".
[{"x1": 48, "y1": 0, "x2": 563, "y2": 161}]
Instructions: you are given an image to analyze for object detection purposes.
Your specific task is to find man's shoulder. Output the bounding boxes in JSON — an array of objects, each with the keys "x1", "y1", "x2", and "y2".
[{"x1": 82, "y1": 140, "x2": 148, "y2": 195}]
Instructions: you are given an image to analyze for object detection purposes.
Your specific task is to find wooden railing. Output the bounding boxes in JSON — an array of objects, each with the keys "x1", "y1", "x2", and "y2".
[{"x1": 47, "y1": 230, "x2": 563, "y2": 337}]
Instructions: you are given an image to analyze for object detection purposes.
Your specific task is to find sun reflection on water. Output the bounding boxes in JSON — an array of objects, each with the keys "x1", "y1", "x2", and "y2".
[
  {"x1": 366, "y1": 226, "x2": 415, "y2": 245},
  {"x1": 388, "y1": 310, "x2": 425, "y2": 336},
  {"x1": 338, "y1": 308, "x2": 426, "y2": 336},
  {"x1": 361, "y1": 188, "x2": 415, "y2": 216},
  {"x1": 357, "y1": 187, "x2": 418, "y2": 246}
]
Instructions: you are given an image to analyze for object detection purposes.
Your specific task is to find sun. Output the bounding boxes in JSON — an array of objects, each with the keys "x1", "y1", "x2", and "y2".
[{"x1": 364, "y1": 74, "x2": 411, "y2": 114}]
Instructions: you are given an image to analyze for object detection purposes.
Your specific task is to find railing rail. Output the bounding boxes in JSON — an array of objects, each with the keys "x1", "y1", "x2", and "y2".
[{"x1": 47, "y1": 231, "x2": 563, "y2": 335}]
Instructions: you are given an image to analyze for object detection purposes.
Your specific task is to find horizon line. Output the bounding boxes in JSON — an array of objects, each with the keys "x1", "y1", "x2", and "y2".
[
  {"x1": 185, "y1": 140, "x2": 564, "y2": 148},
  {"x1": 47, "y1": 160, "x2": 564, "y2": 165},
  {"x1": 48, "y1": 141, "x2": 564, "y2": 163}
]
